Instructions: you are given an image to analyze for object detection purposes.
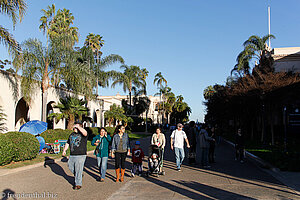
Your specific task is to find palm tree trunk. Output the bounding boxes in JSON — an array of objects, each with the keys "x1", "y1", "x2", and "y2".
[
  {"x1": 67, "y1": 114, "x2": 75, "y2": 130},
  {"x1": 41, "y1": 90, "x2": 48, "y2": 122}
]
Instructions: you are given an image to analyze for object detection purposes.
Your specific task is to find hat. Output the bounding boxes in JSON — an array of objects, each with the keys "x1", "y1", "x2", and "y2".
[
  {"x1": 74, "y1": 120, "x2": 83, "y2": 125},
  {"x1": 135, "y1": 141, "x2": 141, "y2": 145}
]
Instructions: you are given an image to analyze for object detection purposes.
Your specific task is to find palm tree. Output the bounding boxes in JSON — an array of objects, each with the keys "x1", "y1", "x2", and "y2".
[
  {"x1": 0, "y1": 106, "x2": 7, "y2": 133},
  {"x1": 104, "y1": 103, "x2": 128, "y2": 127},
  {"x1": 111, "y1": 65, "x2": 148, "y2": 106},
  {"x1": 203, "y1": 85, "x2": 216, "y2": 100},
  {"x1": 233, "y1": 34, "x2": 275, "y2": 75},
  {"x1": 153, "y1": 72, "x2": 167, "y2": 124},
  {"x1": 0, "y1": 0, "x2": 27, "y2": 56},
  {"x1": 48, "y1": 96, "x2": 88, "y2": 130}
]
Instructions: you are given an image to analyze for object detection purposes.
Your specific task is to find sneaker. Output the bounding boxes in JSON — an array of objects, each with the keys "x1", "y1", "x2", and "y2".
[
  {"x1": 100, "y1": 178, "x2": 105, "y2": 182},
  {"x1": 240, "y1": 160, "x2": 244, "y2": 163},
  {"x1": 73, "y1": 185, "x2": 81, "y2": 190},
  {"x1": 131, "y1": 173, "x2": 135, "y2": 178},
  {"x1": 177, "y1": 169, "x2": 181, "y2": 172}
]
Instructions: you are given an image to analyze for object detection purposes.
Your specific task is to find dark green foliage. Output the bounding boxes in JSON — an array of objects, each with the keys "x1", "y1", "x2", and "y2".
[
  {"x1": 41, "y1": 129, "x2": 73, "y2": 143},
  {"x1": 0, "y1": 135, "x2": 14, "y2": 165},
  {"x1": 4, "y1": 132, "x2": 39, "y2": 162},
  {"x1": 85, "y1": 127, "x2": 100, "y2": 141}
]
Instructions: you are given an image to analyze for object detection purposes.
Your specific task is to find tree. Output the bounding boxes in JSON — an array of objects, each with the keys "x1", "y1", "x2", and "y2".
[
  {"x1": 203, "y1": 85, "x2": 216, "y2": 100},
  {"x1": 104, "y1": 104, "x2": 131, "y2": 127},
  {"x1": 0, "y1": 0, "x2": 27, "y2": 59},
  {"x1": 0, "y1": 106, "x2": 7, "y2": 133},
  {"x1": 233, "y1": 34, "x2": 275, "y2": 76},
  {"x1": 154, "y1": 72, "x2": 167, "y2": 123},
  {"x1": 48, "y1": 96, "x2": 88, "y2": 130},
  {"x1": 111, "y1": 65, "x2": 148, "y2": 106}
]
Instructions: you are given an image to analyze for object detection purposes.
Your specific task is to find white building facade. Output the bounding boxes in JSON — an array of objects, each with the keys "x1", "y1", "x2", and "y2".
[{"x1": 0, "y1": 70, "x2": 162, "y2": 132}]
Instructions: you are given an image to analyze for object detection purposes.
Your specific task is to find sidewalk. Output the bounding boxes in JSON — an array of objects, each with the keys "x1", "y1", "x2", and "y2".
[{"x1": 0, "y1": 133, "x2": 299, "y2": 199}]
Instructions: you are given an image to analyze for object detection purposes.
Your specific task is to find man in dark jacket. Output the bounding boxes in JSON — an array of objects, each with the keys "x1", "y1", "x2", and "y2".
[{"x1": 235, "y1": 128, "x2": 245, "y2": 163}]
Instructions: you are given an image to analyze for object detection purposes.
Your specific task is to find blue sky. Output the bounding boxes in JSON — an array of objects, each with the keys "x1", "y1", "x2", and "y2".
[{"x1": 1, "y1": 0, "x2": 300, "y2": 122}]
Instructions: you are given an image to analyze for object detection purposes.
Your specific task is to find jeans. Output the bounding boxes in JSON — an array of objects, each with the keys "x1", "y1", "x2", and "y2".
[
  {"x1": 174, "y1": 147, "x2": 185, "y2": 169},
  {"x1": 131, "y1": 163, "x2": 142, "y2": 175},
  {"x1": 68, "y1": 155, "x2": 86, "y2": 186},
  {"x1": 201, "y1": 148, "x2": 209, "y2": 166},
  {"x1": 96, "y1": 156, "x2": 108, "y2": 179}
]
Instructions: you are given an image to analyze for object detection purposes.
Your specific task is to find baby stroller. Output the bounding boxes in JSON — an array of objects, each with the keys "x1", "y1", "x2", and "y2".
[{"x1": 146, "y1": 145, "x2": 165, "y2": 177}]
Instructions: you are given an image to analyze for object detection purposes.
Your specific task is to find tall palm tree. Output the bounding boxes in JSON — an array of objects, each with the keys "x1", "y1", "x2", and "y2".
[
  {"x1": 233, "y1": 34, "x2": 275, "y2": 75},
  {"x1": 111, "y1": 65, "x2": 148, "y2": 106},
  {"x1": 48, "y1": 96, "x2": 88, "y2": 130},
  {"x1": 154, "y1": 72, "x2": 167, "y2": 123},
  {"x1": 0, "y1": 0, "x2": 27, "y2": 56}
]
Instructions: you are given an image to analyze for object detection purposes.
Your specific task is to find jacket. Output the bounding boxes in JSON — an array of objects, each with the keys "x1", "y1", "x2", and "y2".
[
  {"x1": 199, "y1": 129, "x2": 213, "y2": 148},
  {"x1": 91, "y1": 135, "x2": 111, "y2": 157},
  {"x1": 151, "y1": 133, "x2": 166, "y2": 149},
  {"x1": 111, "y1": 133, "x2": 130, "y2": 152}
]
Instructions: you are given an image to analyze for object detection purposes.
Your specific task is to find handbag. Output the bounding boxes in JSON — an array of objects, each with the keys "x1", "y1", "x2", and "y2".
[{"x1": 94, "y1": 137, "x2": 103, "y2": 155}]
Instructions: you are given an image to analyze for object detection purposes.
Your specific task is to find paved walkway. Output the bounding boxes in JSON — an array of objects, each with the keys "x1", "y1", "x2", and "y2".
[{"x1": 0, "y1": 131, "x2": 299, "y2": 200}]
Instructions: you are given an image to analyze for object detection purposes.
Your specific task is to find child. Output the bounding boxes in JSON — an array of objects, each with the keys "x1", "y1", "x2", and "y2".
[
  {"x1": 131, "y1": 141, "x2": 144, "y2": 177},
  {"x1": 149, "y1": 153, "x2": 159, "y2": 170}
]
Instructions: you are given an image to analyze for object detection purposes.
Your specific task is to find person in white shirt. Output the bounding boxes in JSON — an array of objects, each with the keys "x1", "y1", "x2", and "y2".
[{"x1": 170, "y1": 123, "x2": 190, "y2": 171}]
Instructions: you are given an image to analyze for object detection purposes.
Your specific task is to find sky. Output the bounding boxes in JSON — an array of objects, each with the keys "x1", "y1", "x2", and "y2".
[{"x1": 1, "y1": 0, "x2": 300, "y2": 122}]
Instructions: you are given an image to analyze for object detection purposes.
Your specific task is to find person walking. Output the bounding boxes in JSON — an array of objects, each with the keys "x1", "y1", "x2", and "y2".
[
  {"x1": 186, "y1": 121, "x2": 197, "y2": 164},
  {"x1": 199, "y1": 125, "x2": 215, "y2": 168},
  {"x1": 111, "y1": 125, "x2": 130, "y2": 182},
  {"x1": 151, "y1": 127, "x2": 166, "y2": 174},
  {"x1": 131, "y1": 141, "x2": 144, "y2": 177},
  {"x1": 208, "y1": 127, "x2": 216, "y2": 163},
  {"x1": 91, "y1": 127, "x2": 111, "y2": 182},
  {"x1": 62, "y1": 121, "x2": 88, "y2": 190},
  {"x1": 235, "y1": 128, "x2": 245, "y2": 163},
  {"x1": 170, "y1": 123, "x2": 190, "y2": 171}
]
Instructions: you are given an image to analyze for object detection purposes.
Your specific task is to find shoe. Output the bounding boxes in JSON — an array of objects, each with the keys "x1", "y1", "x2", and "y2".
[
  {"x1": 240, "y1": 160, "x2": 244, "y2": 163},
  {"x1": 73, "y1": 185, "x2": 81, "y2": 190},
  {"x1": 120, "y1": 169, "x2": 125, "y2": 182},
  {"x1": 177, "y1": 169, "x2": 181, "y2": 172},
  {"x1": 100, "y1": 178, "x2": 104, "y2": 182},
  {"x1": 138, "y1": 173, "x2": 142, "y2": 177},
  {"x1": 115, "y1": 168, "x2": 120, "y2": 182},
  {"x1": 131, "y1": 173, "x2": 135, "y2": 178}
]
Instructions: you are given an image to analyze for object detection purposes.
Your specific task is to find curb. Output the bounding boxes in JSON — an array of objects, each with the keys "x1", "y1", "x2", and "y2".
[
  {"x1": 0, "y1": 150, "x2": 94, "y2": 177},
  {"x1": 224, "y1": 138, "x2": 300, "y2": 195}
]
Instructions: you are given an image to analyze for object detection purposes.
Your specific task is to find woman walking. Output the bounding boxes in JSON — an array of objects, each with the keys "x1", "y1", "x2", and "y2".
[
  {"x1": 91, "y1": 127, "x2": 111, "y2": 182},
  {"x1": 151, "y1": 127, "x2": 166, "y2": 174},
  {"x1": 111, "y1": 125, "x2": 131, "y2": 182}
]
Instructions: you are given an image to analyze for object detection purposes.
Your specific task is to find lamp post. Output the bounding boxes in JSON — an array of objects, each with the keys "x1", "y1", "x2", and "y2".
[{"x1": 283, "y1": 106, "x2": 287, "y2": 152}]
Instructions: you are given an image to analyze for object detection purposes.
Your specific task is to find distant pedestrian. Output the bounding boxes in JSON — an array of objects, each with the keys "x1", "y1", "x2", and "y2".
[
  {"x1": 199, "y1": 125, "x2": 215, "y2": 168},
  {"x1": 170, "y1": 123, "x2": 190, "y2": 171},
  {"x1": 235, "y1": 128, "x2": 245, "y2": 163},
  {"x1": 91, "y1": 127, "x2": 111, "y2": 182},
  {"x1": 131, "y1": 140, "x2": 144, "y2": 177},
  {"x1": 186, "y1": 121, "x2": 197, "y2": 164},
  {"x1": 62, "y1": 121, "x2": 88, "y2": 190},
  {"x1": 208, "y1": 127, "x2": 216, "y2": 163},
  {"x1": 111, "y1": 125, "x2": 131, "y2": 182},
  {"x1": 151, "y1": 127, "x2": 166, "y2": 174}
]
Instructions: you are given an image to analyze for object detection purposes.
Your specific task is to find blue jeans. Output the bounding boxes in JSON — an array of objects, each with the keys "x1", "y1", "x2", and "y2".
[
  {"x1": 68, "y1": 155, "x2": 86, "y2": 186},
  {"x1": 174, "y1": 147, "x2": 185, "y2": 169},
  {"x1": 131, "y1": 163, "x2": 142, "y2": 175},
  {"x1": 201, "y1": 148, "x2": 209, "y2": 166},
  {"x1": 96, "y1": 156, "x2": 108, "y2": 179}
]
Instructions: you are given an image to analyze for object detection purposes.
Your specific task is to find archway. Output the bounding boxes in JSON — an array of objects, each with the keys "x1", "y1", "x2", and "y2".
[
  {"x1": 15, "y1": 97, "x2": 29, "y2": 130},
  {"x1": 46, "y1": 101, "x2": 56, "y2": 129}
]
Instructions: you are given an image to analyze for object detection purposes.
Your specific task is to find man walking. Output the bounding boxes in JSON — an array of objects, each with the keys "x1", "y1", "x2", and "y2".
[
  {"x1": 62, "y1": 121, "x2": 88, "y2": 190},
  {"x1": 170, "y1": 123, "x2": 190, "y2": 171}
]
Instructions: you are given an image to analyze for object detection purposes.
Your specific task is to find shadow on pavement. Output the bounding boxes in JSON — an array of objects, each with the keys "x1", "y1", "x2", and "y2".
[
  {"x1": 1, "y1": 189, "x2": 16, "y2": 200},
  {"x1": 43, "y1": 157, "x2": 74, "y2": 186}
]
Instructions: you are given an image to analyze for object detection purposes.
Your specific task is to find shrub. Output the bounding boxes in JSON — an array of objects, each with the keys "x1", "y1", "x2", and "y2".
[
  {"x1": 4, "y1": 132, "x2": 39, "y2": 162},
  {"x1": 0, "y1": 135, "x2": 14, "y2": 165},
  {"x1": 41, "y1": 129, "x2": 72, "y2": 143}
]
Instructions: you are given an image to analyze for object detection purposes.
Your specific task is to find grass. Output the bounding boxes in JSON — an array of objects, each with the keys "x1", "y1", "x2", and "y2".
[
  {"x1": 0, "y1": 143, "x2": 95, "y2": 169},
  {"x1": 128, "y1": 133, "x2": 152, "y2": 140}
]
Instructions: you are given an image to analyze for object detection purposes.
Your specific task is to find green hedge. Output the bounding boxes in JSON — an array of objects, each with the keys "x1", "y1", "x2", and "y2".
[
  {"x1": 0, "y1": 135, "x2": 14, "y2": 166},
  {"x1": 85, "y1": 127, "x2": 132, "y2": 140},
  {"x1": 41, "y1": 129, "x2": 72, "y2": 143},
  {"x1": 4, "y1": 132, "x2": 39, "y2": 162}
]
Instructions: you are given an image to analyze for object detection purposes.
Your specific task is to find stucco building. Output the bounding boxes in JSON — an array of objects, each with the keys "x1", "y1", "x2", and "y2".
[{"x1": 0, "y1": 70, "x2": 161, "y2": 132}]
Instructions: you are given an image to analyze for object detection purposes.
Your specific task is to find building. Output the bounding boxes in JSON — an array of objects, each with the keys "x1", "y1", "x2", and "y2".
[
  {"x1": 272, "y1": 47, "x2": 300, "y2": 73},
  {"x1": 0, "y1": 70, "x2": 162, "y2": 132}
]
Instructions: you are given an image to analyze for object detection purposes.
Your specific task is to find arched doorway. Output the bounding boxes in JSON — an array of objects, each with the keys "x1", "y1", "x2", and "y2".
[
  {"x1": 15, "y1": 97, "x2": 29, "y2": 130},
  {"x1": 47, "y1": 101, "x2": 56, "y2": 129}
]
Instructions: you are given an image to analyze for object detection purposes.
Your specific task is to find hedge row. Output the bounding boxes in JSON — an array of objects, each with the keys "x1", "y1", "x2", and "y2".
[
  {"x1": 41, "y1": 129, "x2": 73, "y2": 143},
  {"x1": 0, "y1": 132, "x2": 39, "y2": 166}
]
